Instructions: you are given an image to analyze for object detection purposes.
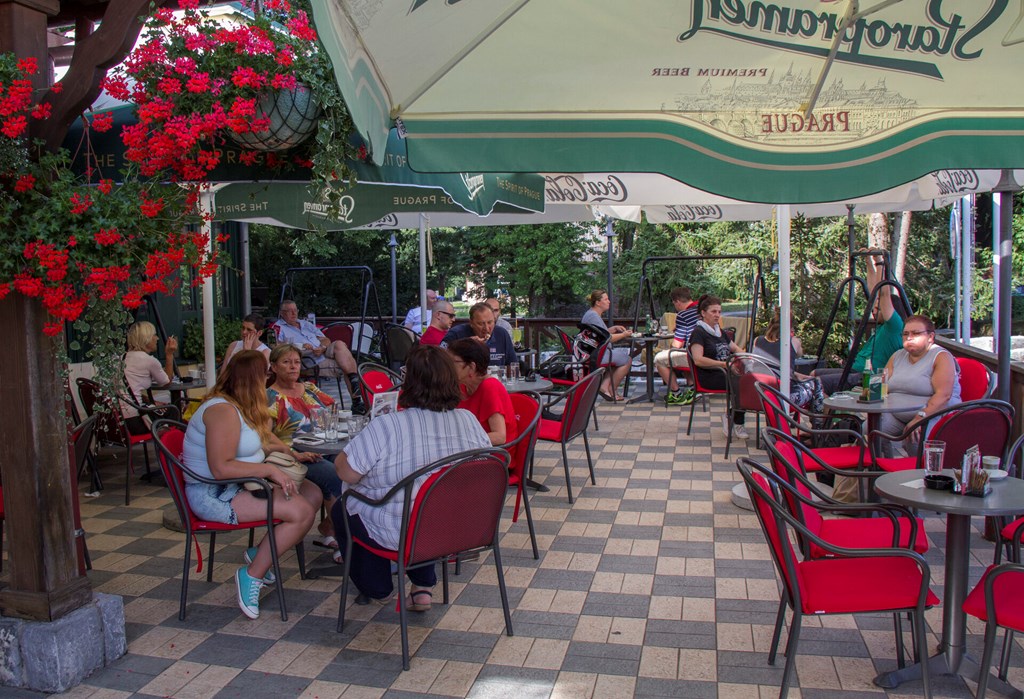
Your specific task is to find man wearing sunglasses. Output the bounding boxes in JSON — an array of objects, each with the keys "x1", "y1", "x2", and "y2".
[{"x1": 420, "y1": 299, "x2": 456, "y2": 346}]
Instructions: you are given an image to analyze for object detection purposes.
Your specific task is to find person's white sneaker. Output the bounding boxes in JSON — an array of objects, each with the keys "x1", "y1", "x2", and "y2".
[{"x1": 733, "y1": 423, "x2": 749, "y2": 440}]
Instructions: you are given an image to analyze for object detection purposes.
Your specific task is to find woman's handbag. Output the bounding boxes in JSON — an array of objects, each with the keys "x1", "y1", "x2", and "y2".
[{"x1": 243, "y1": 451, "x2": 308, "y2": 491}]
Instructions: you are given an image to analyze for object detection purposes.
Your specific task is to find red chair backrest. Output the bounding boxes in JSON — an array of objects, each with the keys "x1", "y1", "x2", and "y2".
[
  {"x1": 557, "y1": 328, "x2": 574, "y2": 354},
  {"x1": 929, "y1": 400, "x2": 1012, "y2": 469},
  {"x1": 507, "y1": 393, "x2": 541, "y2": 479},
  {"x1": 404, "y1": 452, "x2": 509, "y2": 565},
  {"x1": 741, "y1": 466, "x2": 802, "y2": 608},
  {"x1": 152, "y1": 422, "x2": 193, "y2": 526},
  {"x1": 686, "y1": 345, "x2": 726, "y2": 394},
  {"x1": 729, "y1": 355, "x2": 779, "y2": 413},
  {"x1": 323, "y1": 323, "x2": 353, "y2": 347},
  {"x1": 559, "y1": 370, "x2": 605, "y2": 441},
  {"x1": 757, "y1": 383, "x2": 790, "y2": 435},
  {"x1": 762, "y1": 431, "x2": 824, "y2": 538},
  {"x1": 956, "y1": 357, "x2": 992, "y2": 401},
  {"x1": 359, "y1": 365, "x2": 399, "y2": 405},
  {"x1": 76, "y1": 377, "x2": 127, "y2": 445}
]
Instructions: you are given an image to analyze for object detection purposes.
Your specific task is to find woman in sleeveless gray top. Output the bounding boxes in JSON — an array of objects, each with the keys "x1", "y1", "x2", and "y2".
[{"x1": 878, "y1": 315, "x2": 961, "y2": 455}]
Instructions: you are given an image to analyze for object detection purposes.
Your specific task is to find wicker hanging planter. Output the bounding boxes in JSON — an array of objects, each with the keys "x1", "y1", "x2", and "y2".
[{"x1": 229, "y1": 84, "x2": 322, "y2": 152}]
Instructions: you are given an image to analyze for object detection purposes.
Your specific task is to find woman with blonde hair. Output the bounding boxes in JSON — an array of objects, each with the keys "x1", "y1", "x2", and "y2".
[
  {"x1": 182, "y1": 350, "x2": 322, "y2": 620},
  {"x1": 124, "y1": 320, "x2": 177, "y2": 417}
]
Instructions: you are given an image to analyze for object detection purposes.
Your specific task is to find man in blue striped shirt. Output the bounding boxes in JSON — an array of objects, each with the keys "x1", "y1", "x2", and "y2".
[{"x1": 654, "y1": 287, "x2": 699, "y2": 405}]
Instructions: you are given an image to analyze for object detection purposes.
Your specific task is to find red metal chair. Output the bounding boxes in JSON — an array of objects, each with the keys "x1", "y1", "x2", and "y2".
[
  {"x1": 357, "y1": 362, "x2": 402, "y2": 408},
  {"x1": 725, "y1": 353, "x2": 780, "y2": 458},
  {"x1": 501, "y1": 391, "x2": 542, "y2": 559},
  {"x1": 684, "y1": 344, "x2": 728, "y2": 436},
  {"x1": 993, "y1": 432, "x2": 1024, "y2": 565},
  {"x1": 762, "y1": 429, "x2": 928, "y2": 555},
  {"x1": 738, "y1": 459, "x2": 937, "y2": 699},
  {"x1": 335, "y1": 448, "x2": 513, "y2": 670},
  {"x1": 963, "y1": 524, "x2": 1024, "y2": 699},
  {"x1": 76, "y1": 377, "x2": 179, "y2": 504},
  {"x1": 538, "y1": 368, "x2": 604, "y2": 503},
  {"x1": 151, "y1": 419, "x2": 306, "y2": 621},
  {"x1": 956, "y1": 356, "x2": 995, "y2": 401},
  {"x1": 756, "y1": 381, "x2": 867, "y2": 472},
  {"x1": 322, "y1": 322, "x2": 353, "y2": 347},
  {"x1": 745, "y1": 452, "x2": 928, "y2": 670},
  {"x1": 868, "y1": 399, "x2": 1013, "y2": 474}
]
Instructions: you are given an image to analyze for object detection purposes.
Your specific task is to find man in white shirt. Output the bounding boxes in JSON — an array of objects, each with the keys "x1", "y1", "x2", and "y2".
[
  {"x1": 273, "y1": 300, "x2": 364, "y2": 413},
  {"x1": 402, "y1": 290, "x2": 437, "y2": 334}
]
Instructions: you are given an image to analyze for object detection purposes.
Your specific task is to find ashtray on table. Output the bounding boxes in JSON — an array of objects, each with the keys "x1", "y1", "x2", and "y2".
[{"x1": 923, "y1": 474, "x2": 954, "y2": 491}]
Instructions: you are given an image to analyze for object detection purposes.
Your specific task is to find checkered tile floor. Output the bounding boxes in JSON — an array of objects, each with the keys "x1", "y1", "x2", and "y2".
[{"x1": 4, "y1": 395, "x2": 1023, "y2": 698}]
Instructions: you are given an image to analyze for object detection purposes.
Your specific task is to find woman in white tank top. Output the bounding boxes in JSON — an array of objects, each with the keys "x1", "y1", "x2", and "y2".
[{"x1": 182, "y1": 350, "x2": 322, "y2": 620}]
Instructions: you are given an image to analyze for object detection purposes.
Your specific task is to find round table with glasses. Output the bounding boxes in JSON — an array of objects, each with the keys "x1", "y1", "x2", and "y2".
[
  {"x1": 874, "y1": 469, "x2": 1024, "y2": 696},
  {"x1": 822, "y1": 392, "x2": 926, "y2": 453},
  {"x1": 290, "y1": 434, "x2": 349, "y2": 456},
  {"x1": 504, "y1": 377, "x2": 552, "y2": 393}
]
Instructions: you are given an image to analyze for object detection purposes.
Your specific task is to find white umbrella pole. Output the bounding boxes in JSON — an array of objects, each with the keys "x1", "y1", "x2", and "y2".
[
  {"x1": 200, "y1": 187, "x2": 217, "y2": 388},
  {"x1": 777, "y1": 205, "x2": 792, "y2": 399},
  {"x1": 960, "y1": 195, "x2": 973, "y2": 342},
  {"x1": 419, "y1": 213, "x2": 427, "y2": 328}
]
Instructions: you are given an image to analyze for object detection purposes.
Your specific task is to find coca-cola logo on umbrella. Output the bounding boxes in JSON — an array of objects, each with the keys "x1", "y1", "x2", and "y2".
[
  {"x1": 664, "y1": 205, "x2": 724, "y2": 222},
  {"x1": 930, "y1": 169, "x2": 980, "y2": 196},
  {"x1": 545, "y1": 174, "x2": 629, "y2": 203}
]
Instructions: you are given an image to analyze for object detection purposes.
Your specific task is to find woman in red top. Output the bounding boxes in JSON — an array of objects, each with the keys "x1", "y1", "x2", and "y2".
[{"x1": 448, "y1": 338, "x2": 518, "y2": 446}]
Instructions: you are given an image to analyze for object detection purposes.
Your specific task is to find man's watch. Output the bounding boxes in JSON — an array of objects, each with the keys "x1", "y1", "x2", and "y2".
[{"x1": 916, "y1": 410, "x2": 927, "y2": 418}]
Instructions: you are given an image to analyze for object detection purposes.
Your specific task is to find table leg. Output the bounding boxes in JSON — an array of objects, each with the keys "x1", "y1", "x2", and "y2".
[
  {"x1": 874, "y1": 514, "x2": 1022, "y2": 697},
  {"x1": 627, "y1": 342, "x2": 657, "y2": 404}
]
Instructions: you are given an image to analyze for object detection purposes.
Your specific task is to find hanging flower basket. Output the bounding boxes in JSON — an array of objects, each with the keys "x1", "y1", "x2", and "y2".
[{"x1": 229, "y1": 84, "x2": 321, "y2": 152}]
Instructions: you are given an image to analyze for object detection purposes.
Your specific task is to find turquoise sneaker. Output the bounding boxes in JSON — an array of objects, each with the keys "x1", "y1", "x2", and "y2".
[
  {"x1": 679, "y1": 388, "x2": 697, "y2": 405},
  {"x1": 665, "y1": 391, "x2": 685, "y2": 405},
  {"x1": 235, "y1": 566, "x2": 263, "y2": 620},
  {"x1": 243, "y1": 547, "x2": 276, "y2": 584}
]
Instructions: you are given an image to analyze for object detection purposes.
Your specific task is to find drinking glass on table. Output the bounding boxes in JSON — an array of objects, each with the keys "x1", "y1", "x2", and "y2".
[
  {"x1": 923, "y1": 440, "x2": 946, "y2": 475},
  {"x1": 310, "y1": 406, "x2": 327, "y2": 438},
  {"x1": 508, "y1": 364, "x2": 520, "y2": 383},
  {"x1": 325, "y1": 404, "x2": 338, "y2": 441},
  {"x1": 348, "y1": 414, "x2": 369, "y2": 437}
]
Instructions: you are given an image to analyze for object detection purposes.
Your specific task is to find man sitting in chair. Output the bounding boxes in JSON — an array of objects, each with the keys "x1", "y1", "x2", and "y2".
[
  {"x1": 273, "y1": 300, "x2": 365, "y2": 414},
  {"x1": 654, "y1": 287, "x2": 699, "y2": 406},
  {"x1": 420, "y1": 299, "x2": 456, "y2": 346},
  {"x1": 442, "y1": 302, "x2": 517, "y2": 367}
]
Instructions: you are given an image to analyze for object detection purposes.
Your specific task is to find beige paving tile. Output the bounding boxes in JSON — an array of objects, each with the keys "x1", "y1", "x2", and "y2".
[
  {"x1": 551, "y1": 671, "x2": 597, "y2": 699},
  {"x1": 487, "y1": 635, "x2": 535, "y2": 667},
  {"x1": 524, "y1": 638, "x2": 569, "y2": 670},
  {"x1": 428, "y1": 660, "x2": 482, "y2": 696}
]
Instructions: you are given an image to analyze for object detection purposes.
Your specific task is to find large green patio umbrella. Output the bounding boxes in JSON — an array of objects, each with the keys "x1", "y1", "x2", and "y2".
[
  {"x1": 310, "y1": 0, "x2": 1024, "y2": 403},
  {"x1": 310, "y1": 1, "x2": 1024, "y2": 203}
]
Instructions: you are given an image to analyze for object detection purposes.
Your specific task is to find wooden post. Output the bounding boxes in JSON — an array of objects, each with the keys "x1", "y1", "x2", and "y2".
[
  {"x1": 0, "y1": 0, "x2": 91, "y2": 622},
  {"x1": 0, "y1": 295, "x2": 91, "y2": 620}
]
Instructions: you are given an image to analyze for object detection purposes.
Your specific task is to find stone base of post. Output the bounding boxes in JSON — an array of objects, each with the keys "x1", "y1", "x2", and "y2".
[{"x1": 0, "y1": 593, "x2": 126, "y2": 693}]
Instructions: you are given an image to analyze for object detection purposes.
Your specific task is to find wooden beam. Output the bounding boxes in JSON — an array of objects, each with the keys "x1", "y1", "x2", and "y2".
[{"x1": 36, "y1": 0, "x2": 162, "y2": 151}]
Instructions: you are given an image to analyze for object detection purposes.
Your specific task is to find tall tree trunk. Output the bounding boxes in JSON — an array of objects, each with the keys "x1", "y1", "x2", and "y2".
[
  {"x1": 894, "y1": 211, "x2": 911, "y2": 283},
  {"x1": 868, "y1": 212, "x2": 890, "y2": 252}
]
